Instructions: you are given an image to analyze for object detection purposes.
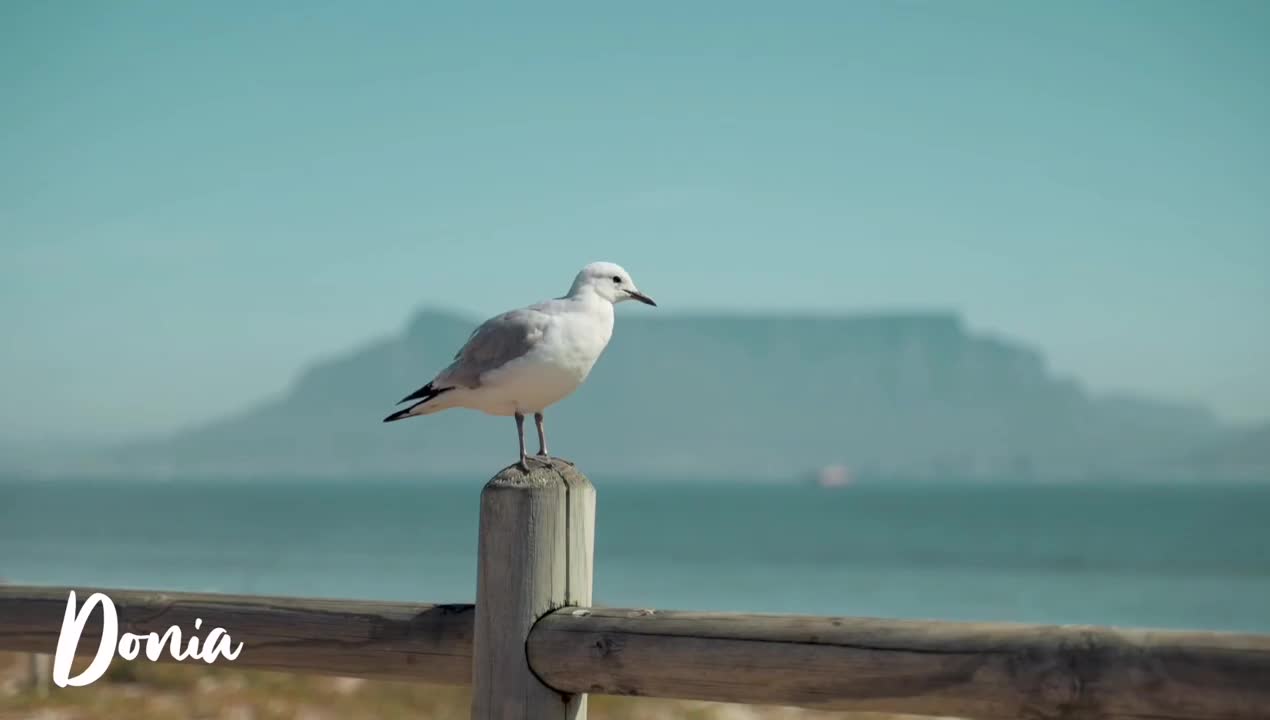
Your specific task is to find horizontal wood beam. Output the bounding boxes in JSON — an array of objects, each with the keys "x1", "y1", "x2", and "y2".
[
  {"x1": 6, "y1": 586, "x2": 1270, "y2": 720},
  {"x1": 0, "y1": 586, "x2": 473, "y2": 684},
  {"x1": 528, "y1": 607, "x2": 1270, "y2": 720}
]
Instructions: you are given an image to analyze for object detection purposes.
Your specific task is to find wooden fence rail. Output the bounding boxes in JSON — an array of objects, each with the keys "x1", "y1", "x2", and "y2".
[
  {"x1": 530, "y1": 607, "x2": 1270, "y2": 720},
  {"x1": 2, "y1": 462, "x2": 1269, "y2": 719},
  {"x1": 0, "y1": 586, "x2": 473, "y2": 684}
]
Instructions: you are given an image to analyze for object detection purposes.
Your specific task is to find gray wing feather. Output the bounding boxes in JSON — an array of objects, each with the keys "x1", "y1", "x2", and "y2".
[{"x1": 439, "y1": 309, "x2": 546, "y2": 388}]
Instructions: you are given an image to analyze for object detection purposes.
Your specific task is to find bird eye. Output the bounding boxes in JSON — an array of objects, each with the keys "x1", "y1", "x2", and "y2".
[{"x1": 611, "y1": 275, "x2": 622, "y2": 283}]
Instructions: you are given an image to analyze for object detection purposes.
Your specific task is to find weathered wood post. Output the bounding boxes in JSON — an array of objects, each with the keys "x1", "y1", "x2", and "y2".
[
  {"x1": 471, "y1": 459, "x2": 595, "y2": 720},
  {"x1": 27, "y1": 653, "x2": 51, "y2": 697}
]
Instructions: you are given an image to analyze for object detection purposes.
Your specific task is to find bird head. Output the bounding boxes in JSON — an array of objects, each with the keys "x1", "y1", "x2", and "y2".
[{"x1": 570, "y1": 262, "x2": 657, "y2": 307}]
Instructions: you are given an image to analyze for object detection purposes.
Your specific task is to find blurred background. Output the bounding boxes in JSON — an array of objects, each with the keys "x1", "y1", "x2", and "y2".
[{"x1": 2, "y1": 1, "x2": 1268, "y2": 718}]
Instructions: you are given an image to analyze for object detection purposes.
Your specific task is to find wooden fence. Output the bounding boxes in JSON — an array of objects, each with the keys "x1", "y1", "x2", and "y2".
[{"x1": 2, "y1": 461, "x2": 1269, "y2": 719}]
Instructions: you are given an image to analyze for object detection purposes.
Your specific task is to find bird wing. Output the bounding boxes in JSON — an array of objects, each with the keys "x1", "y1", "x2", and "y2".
[{"x1": 438, "y1": 308, "x2": 548, "y2": 388}]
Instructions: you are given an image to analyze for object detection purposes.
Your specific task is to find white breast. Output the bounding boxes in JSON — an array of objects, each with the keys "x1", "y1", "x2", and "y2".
[{"x1": 472, "y1": 300, "x2": 614, "y2": 415}]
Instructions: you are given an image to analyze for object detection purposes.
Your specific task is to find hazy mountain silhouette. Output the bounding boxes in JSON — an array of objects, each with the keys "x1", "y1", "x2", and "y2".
[
  {"x1": 1174, "y1": 422, "x2": 1270, "y2": 481},
  {"x1": 80, "y1": 308, "x2": 1250, "y2": 481}
]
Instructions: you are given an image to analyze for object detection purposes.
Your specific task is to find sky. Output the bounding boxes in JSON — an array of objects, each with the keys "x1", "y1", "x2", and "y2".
[{"x1": 2, "y1": 1, "x2": 1268, "y2": 443}]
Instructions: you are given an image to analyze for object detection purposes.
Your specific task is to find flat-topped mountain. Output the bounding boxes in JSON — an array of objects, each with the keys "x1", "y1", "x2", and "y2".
[
  {"x1": 1174, "y1": 422, "x2": 1270, "y2": 481},
  {"x1": 87, "y1": 308, "x2": 1241, "y2": 481}
]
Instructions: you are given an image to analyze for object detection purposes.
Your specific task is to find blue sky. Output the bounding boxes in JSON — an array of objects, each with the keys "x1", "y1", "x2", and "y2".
[{"x1": 2, "y1": 1, "x2": 1268, "y2": 441}]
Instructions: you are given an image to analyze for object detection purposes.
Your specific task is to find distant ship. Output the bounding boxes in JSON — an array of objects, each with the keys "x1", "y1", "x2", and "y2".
[{"x1": 814, "y1": 464, "x2": 853, "y2": 488}]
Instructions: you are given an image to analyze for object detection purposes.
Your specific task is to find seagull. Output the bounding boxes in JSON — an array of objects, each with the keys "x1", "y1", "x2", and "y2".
[{"x1": 383, "y1": 261, "x2": 656, "y2": 469}]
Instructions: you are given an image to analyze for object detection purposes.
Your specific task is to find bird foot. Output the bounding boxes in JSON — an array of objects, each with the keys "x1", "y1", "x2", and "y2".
[
  {"x1": 534, "y1": 453, "x2": 574, "y2": 467},
  {"x1": 514, "y1": 455, "x2": 573, "y2": 472}
]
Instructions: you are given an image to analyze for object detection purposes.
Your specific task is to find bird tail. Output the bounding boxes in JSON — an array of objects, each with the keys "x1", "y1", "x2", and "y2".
[{"x1": 382, "y1": 382, "x2": 454, "y2": 423}]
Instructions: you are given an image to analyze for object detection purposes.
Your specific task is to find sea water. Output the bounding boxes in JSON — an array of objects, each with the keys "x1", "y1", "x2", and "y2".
[{"x1": 2, "y1": 477, "x2": 1267, "y2": 632}]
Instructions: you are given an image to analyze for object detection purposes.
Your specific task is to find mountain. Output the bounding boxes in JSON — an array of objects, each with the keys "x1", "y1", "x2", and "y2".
[
  {"x1": 85, "y1": 308, "x2": 1248, "y2": 481},
  {"x1": 1173, "y1": 422, "x2": 1270, "y2": 482}
]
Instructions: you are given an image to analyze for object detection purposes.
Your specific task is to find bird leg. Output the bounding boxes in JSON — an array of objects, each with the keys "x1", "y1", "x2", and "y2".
[
  {"x1": 534, "y1": 412, "x2": 549, "y2": 458},
  {"x1": 527, "y1": 412, "x2": 574, "y2": 466},
  {"x1": 515, "y1": 412, "x2": 528, "y2": 470}
]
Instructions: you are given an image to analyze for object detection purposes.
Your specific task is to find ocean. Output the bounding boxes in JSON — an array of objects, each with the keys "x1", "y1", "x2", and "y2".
[{"x1": 2, "y1": 477, "x2": 1268, "y2": 633}]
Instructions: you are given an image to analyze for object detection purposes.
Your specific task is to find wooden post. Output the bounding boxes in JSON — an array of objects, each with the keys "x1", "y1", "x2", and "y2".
[
  {"x1": 471, "y1": 459, "x2": 595, "y2": 720},
  {"x1": 28, "y1": 653, "x2": 51, "y2": 697}
]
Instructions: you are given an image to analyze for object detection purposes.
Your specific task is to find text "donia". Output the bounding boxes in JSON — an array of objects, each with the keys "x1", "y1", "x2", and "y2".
[{"x1": 53, "y1": 591, "x2": 243, "y2": 687}]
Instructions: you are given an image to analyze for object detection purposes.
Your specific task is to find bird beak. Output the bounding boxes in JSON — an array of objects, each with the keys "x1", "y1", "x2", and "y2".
[{"x1": 627, "y1": 289, "x2": 657, "y2": 307}]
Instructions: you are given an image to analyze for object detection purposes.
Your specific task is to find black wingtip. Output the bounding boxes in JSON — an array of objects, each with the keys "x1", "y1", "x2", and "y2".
[
  {"x1": 398, "y1": 381, "x2": 437, "y2": 405},
  {"x1": 386, "y1": 385, "x2": 453, "y2": 422}
]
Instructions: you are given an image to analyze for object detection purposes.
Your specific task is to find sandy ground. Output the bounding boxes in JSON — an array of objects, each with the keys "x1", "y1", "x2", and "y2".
[{"x1": 0, "y1": 652, "x2": 959, "y2": 720}]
